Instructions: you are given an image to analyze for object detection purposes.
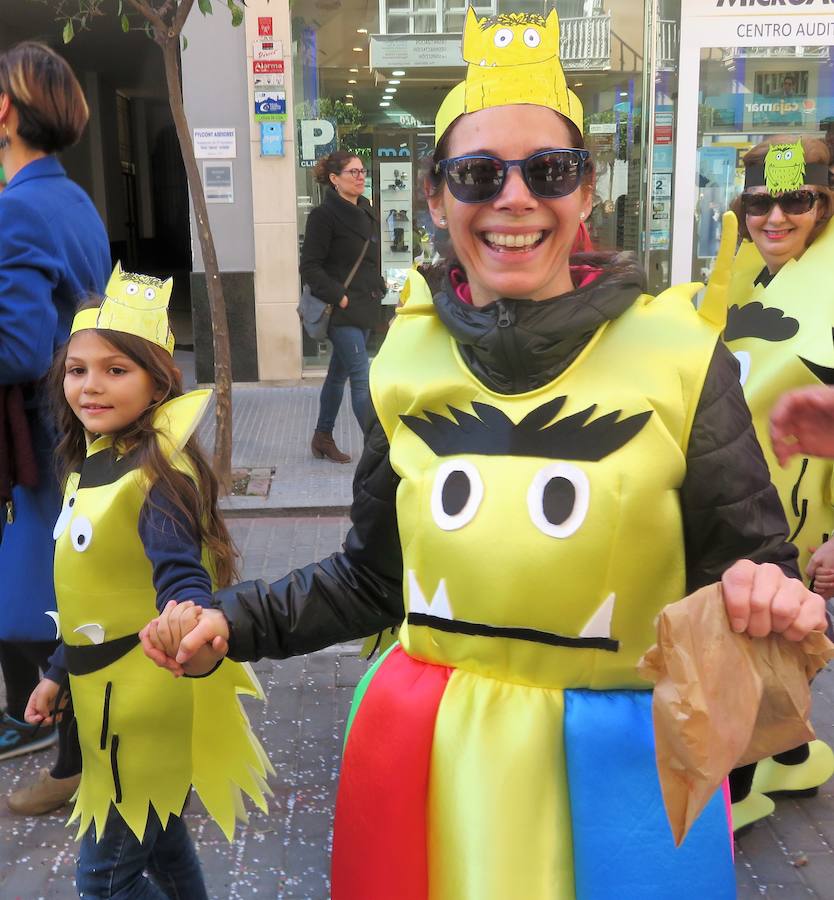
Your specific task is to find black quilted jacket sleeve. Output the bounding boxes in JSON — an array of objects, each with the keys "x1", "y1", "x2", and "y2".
[
  {"x1": 681, "y1": 341, "x2": 799, "y2": 591},
  {"x1": 216, "y1": 343, "x2": 799, "y2": 662},
  {"x1": 215, "y1": 414, "x2": 404, "y2": 661}
]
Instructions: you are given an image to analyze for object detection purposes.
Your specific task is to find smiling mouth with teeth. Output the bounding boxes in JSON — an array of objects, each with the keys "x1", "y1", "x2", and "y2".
[
  {"x1": 406, "y1": 570, "x2": 619, "y2": 652},
  {"x1": 482, "y1": 231, "x2": 546, "y2": 252}
]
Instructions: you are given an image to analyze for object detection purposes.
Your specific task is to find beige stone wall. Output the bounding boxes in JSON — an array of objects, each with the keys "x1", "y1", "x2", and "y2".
[{"x1": 245, "y1": 0, "x2": 302, "y2": 381}]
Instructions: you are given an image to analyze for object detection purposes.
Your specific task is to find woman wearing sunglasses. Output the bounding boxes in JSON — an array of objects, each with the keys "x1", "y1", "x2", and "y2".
[
  {"x1": 719, "y1": 136, "x2": 834, "y2": 832},
  {"x1": 143, "y1": 13, "x2": 825, "y2": 899}
]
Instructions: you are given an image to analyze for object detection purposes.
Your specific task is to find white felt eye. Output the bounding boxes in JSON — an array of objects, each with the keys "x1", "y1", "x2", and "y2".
[
  {"x1": 53, "y1": 492, "x2": 77, "y2": 540},
  {"x1": 70, "y1": 516, "x2": 93, "y2": 552},
  {"x1": 144, "y1": 287, "x2": 156, "y2": 301},
  {"x1": 493, "y1": 28, "x2": 514, "y2": 48},
  {"x1": 734, "y1": 350, "x2": 751, "y2": 387},
  {"x1": 784, "y1": 150, "x2": 793, "y2": 161},
  {"x1": 431, "y1": 459, "x2": 483, "y2": 531},
  {"x1": 523, "y1": 28, "x2": 541, "y2": 47},
  {"x1": 775, "y1": 152, "x2": 782, "y2": 161},
  {"x1": 528, "y1": 463, "x2": 589, "y2": 538},
  {"x1": 126, "y1": 283, "x2": 139, "y2": 296}
]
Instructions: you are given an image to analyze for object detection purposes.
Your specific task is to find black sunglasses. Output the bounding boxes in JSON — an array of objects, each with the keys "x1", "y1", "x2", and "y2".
[
  {"x1": 741, "y1": 190, "x2": 819, "y2": 217},
  {"x1": 434, "y1": 149, "x2": 590, "y2": 204}
]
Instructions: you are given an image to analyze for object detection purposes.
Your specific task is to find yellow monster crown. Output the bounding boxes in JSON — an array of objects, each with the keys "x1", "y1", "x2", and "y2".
[
  {"x1": 435, "y1": 7, "x2": 582, "y2": 142},
  {"x1": 71, "y1": 262, "x2": 176, "y2": 355},
  {"x1": 764, "y1": 139, "x2": 806, "y2": 194}
]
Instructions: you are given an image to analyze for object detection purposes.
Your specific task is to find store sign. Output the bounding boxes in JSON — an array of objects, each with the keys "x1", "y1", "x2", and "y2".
[
  {"x1": 714, "y1": 0, "x2": 833, "y2": 9},
  {"x1": 260, "y1": 122, "x2": 284, "y2": 158},
  {"x1": 193, "y1": 127, "x2": 236, "y2": 159},
  {"x1": 377, "y1": 146, "x2": 411, "y2": 158},
  {"x1": 253, "y1": 39, "x2": 282, "y2": 61},
  {"x1": 203, "y1": 162, "x2": 234, "y2": 204},
  {"x1": 253, "y1": 60, "x2": 284, "y2": 75},
  {"x1": 258, "y1": 17, "x2": 273, "y2": 36},
  {"x1": 298, "y1": 119, "x2": 337, "y2": 167},
  {"x1": 254, "y1": 90, "x2": 287, "y2": 122},
  {"x1": 370, "y1": 34, "x2": 463, "y2": 69},
  {"x1": 254, "y1": 73, "x2": 284, "y2": 88}
]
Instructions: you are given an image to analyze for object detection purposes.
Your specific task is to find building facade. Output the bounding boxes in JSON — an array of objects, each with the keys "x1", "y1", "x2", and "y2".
[{"x1": 1, "y1": 0, "x2": 833, "y2": 381}]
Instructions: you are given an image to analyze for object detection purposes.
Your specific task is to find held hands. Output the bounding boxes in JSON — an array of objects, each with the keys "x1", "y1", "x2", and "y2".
[
  {"x1": 806, "y1": 538, "x2": 834, "y2": 600},
  {"x1": 140, "y1": 600, "x2": 230, "y2": 677},
  {"x1": 24, "y1": 678, "x2": 63, "y2": 726},
  {"x1": 722, "y1": 559, "x2": 827, "y2": 642},
  {"x1": 770, "y1": 386, "x2": 834, "y2": 466}
]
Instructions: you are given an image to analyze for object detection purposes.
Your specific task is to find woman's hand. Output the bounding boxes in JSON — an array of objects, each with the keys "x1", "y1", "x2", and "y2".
[
  {"x1": 339, "y1": 295, "x2": 349, "y2": 309},
  {"x1": 24, "y1": 678, "x2": 62, "y2": 726},
  {"x1": 770, "y1": 386, "x2": 834, "y2": 465},
  {"x1": 722, "y1": 559, "x2": 827, "y2": 641}
]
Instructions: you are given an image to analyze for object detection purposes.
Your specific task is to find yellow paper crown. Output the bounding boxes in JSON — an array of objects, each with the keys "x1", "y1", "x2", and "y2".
[
  {"x1": 71, "y1": 262, "x2": 176, "y2": 355},
  {"x1": 435, "y1": 8, "x2": 584, "y2": 143}
]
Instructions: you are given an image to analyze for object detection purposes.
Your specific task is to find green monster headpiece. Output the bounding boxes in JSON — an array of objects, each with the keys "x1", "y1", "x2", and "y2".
[{"x1": 744, "y1": 138, "x2": 830, "y2": 196}]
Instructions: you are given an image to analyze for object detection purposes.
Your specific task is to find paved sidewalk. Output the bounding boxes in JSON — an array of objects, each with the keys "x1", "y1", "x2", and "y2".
[
  {"x1": 197, "y1": 383, "x2": 362, "y2": 516},
  {"x1": 1, "y1": 514, "x2": 834, "y2": 897}
]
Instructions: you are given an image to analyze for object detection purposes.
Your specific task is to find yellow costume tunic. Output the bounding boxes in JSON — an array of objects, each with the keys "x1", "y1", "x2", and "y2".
[
  {"x1": 332, "y1": 276, "x2": 735, "y2": 900},
  {"x1": 53, "y1": 390, "x2": 272, "y2": 842},
  {"x1": 720, "y1": 217, "x2": 834, "y2": 572}
]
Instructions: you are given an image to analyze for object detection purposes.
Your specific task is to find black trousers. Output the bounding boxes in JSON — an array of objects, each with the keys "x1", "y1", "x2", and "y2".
[{"x1": 0, "y1": 639, "x2": 82, "y2": 778}]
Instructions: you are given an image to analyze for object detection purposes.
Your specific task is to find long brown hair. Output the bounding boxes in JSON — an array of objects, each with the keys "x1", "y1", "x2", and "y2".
[{"x1": 49, "y1": 300, "x2": 238, "y2": 587}]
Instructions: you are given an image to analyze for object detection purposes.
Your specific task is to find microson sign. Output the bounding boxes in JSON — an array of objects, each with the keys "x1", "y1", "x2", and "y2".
[{"x1": 716, "y1": 0, "x2": 833, "y2": 7}]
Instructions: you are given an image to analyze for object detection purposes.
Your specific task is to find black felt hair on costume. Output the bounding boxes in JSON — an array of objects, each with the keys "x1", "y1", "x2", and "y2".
[
  {"x1": 725, "y1": 302, "x2": 799, "y2": 343},
  {"x1": 800, "y1": 329, "x2": 834, "y2": 385},
  {"x1": 400, "y1": 396, "x2": 652, "y2": 460}
]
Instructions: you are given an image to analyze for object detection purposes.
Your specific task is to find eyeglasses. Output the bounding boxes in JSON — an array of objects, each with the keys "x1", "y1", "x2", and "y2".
[
  {"x1": 342, "y1": 167, "x2": 367, "y2": 179},
  {"x1": 741, "y1": 190, "x2": 819, "y2": 217},
  {"x1": 434, "y1": 149, "x2": 590, "y2": 204}
]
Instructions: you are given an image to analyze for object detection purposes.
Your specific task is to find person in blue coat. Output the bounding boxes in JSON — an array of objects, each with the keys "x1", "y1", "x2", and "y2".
[{"x1": 0, "y1": 42, "x2": 110, "y2": 813}]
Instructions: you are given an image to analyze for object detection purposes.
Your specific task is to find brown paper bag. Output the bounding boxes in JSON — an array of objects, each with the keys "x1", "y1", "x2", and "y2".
[{"x1": 637, "y1": 583, "x2": 834, "y2": 846}]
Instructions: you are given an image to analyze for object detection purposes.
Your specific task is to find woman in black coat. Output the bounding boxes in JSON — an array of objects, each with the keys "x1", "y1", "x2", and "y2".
[{"x1": 300, "y1": 151, "x2": 386, "y2": 463}]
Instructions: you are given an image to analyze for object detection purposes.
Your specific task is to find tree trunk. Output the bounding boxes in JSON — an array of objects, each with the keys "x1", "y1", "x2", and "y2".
[{"x1": 160, "y1": 36, "x2": 233, "y2": 490}]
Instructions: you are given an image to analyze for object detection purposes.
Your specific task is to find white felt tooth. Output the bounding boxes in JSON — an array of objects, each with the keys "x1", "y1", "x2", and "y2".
[
  {"x1": 579, "y1": 593, "x2": 615, "y2": 639},
  {"x1": 45, "y1": 611, "x2": 61, "y2": 640},
  {"x1": 408, "y1": 570, "x2": 432, "y2": 615},
  {"x1": 428, "y1": 578, "x2": 453, "y2": 621},
  {"x1": 479, "y1": 58, "x2": 487, "y2": 66},
  {"x1": 74, "y1": 623, "x2": 106, "y2": 645}
]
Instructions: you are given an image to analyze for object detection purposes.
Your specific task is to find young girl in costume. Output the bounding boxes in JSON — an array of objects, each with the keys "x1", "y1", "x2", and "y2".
[
  {"x1": 25, "y1": 269, "x2": 272, "y2": 898},
  {"x1": 144, "y1": 11, "x2": 826, "y2": 900},
  {"x1": 702, "y1": 136, "x2": 834, "y2": 830}
]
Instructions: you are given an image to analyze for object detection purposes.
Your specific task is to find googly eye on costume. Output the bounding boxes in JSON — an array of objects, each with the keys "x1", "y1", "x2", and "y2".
[
  {"x1": 144, "y1": 288, "x2": 156, "y2": 301},
  {"x1": 527, "y1": 462, "x2": 590, "y2": 538},
  {"x1": 53, "y1": 492, "x2": 78, "y2": 540},
  {"x1": 126, "y1": 282, "x2": 139, "y2": 296},
  {"x1": 493, "y1": 28, "x2": 513, "y2": 48},
  {"x1": 70, "y1": 516, "x2": 94, "y2": 552},
  {"x1": 734, "y1": 350, "x2": 751, "y2": 387},
  {"x1": 523, "y1": 28, "x2": 541, "y2": 47},
  {"x1": 431, "y1": 459, "x2": 484, "y2": 531}
]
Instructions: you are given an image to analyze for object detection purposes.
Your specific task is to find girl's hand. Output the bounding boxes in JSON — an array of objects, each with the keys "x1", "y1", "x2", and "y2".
[
  {"x1": 24, "y1": 678, "x2": 61, "y2": 726},
  {"x1": 339, "y1": 295, "x2": 349, "y2": 309},
  {"x1": 140, "y1": 600, "x2": 203, "y2": 677},
  {"x1": 806, "y1": 537, "x2": 834, "y2": 594},
  {"x1": 722, "y1": 559, "x2": 827, "y2": 642}
]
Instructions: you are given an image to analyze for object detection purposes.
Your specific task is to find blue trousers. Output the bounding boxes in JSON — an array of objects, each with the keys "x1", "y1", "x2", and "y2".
[
  {"x1": 76, "y1": 806, "x2": 208, "y2": 899},
  {"x1": 315, "y1": 325, "x2": 371, "y2": 433}
]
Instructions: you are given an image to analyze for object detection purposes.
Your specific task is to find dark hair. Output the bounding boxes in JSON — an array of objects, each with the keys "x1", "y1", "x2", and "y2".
[
  {"x1": 313, "y1": 150, "x2": 364, "y2": 186},
  {"x1": 731, "y1": 135, "x2": 834, "y2": 245},
  {"x1": 0, "y1": 42, "x2": 89, "y2": 153},
  {"x1": 49, "y1": 298, "x2": 239, "y2": 587}
]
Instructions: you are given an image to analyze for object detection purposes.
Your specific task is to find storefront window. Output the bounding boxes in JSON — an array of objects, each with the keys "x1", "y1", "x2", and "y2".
[
  {"x1": 292, "y1": 0, "x2": 649, "y2": 368},
  {"x1": 689, "y1": 45, "x2": 834, "y2": 282}
]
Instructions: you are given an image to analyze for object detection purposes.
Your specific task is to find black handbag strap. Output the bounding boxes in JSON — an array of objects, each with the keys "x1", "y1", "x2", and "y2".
[{"x1": 342, "y1": 239, "x2": 371, "y2": 291}]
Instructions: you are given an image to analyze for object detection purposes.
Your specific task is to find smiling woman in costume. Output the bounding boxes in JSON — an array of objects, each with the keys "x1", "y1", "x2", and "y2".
[
  {"x1": 704, "y1": 136, "x2": 834, "y2": 831},
  {"x1": 143, "y1": 10, "x2": 826, "y2": 899}
]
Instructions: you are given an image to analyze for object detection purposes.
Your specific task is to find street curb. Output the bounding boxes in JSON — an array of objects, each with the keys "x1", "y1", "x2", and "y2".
[{"x1": 222, "y1": 505, "x2": 351, "y2": 519}]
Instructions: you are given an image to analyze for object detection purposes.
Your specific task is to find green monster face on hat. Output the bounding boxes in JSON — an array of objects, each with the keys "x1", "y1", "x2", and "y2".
[
  {"x1": 764, "y1": 139, "x2": 806, "y2": 194},
  {"x1": 435, "y1": 7, "x2": 584, "y2": 143}
]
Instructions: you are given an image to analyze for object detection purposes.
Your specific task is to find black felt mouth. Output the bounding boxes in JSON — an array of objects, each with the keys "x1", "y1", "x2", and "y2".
[{"x1": 407, "y1": 613, "x2": 619, "y2": 652}]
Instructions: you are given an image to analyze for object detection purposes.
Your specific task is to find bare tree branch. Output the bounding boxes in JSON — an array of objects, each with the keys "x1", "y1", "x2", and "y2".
[
  {"x1": 172, "y1": 0, "x2": 197, "y2": 37},
  {"x1": 123, "y1": 0, "x2": 168, "y2": 34}
]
